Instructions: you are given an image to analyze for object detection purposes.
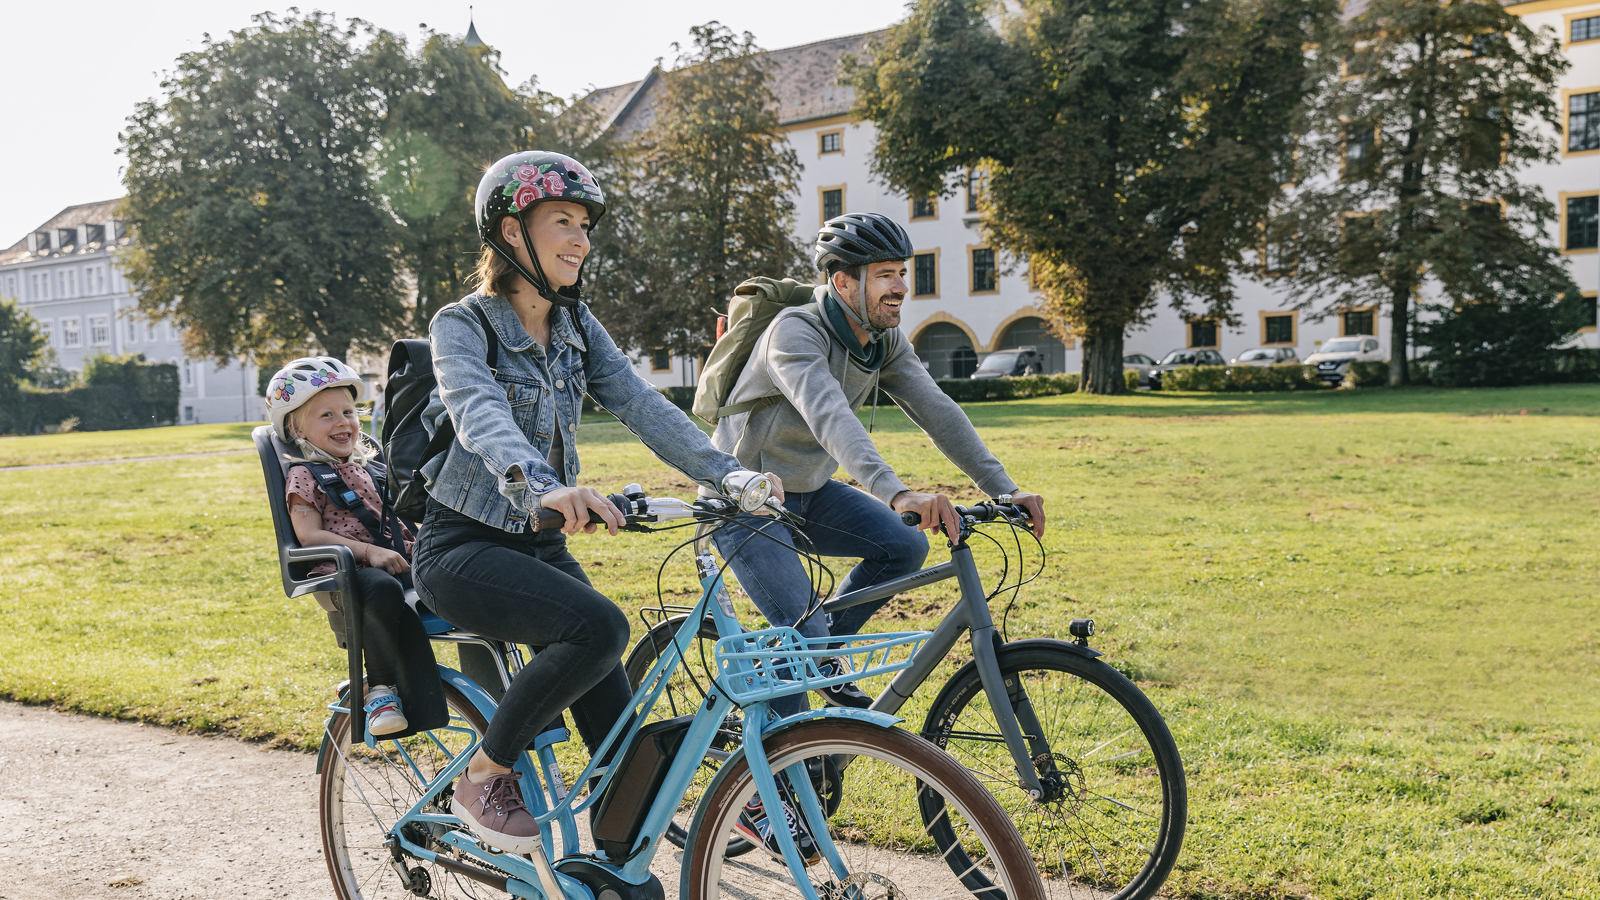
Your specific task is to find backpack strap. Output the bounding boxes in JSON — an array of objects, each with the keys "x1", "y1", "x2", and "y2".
[
  {"x1": 290, "y1": 461, "x2": 406, "y2": 556},
  {"x1": 468, "y1": 299, "x2": 499, "y2": 374}
]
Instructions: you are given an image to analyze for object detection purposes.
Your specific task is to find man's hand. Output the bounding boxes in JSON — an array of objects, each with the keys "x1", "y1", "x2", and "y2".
[
  {"x1": 1008, "y1": 490, "x2": 1046, "y2": 539},
  {"x1": 367, "y1": 546, "x2": 412, "y2": 576},
  {"x1": 892, "y1": 490, "x2": 960, "y2": 542},
  {"x1": 540, "y1": 486, "x2": 625, "y2": 536}
]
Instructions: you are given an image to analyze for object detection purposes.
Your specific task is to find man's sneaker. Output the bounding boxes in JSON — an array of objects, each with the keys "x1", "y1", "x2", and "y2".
[
  {"x1": 363, "y1": 685, "x2": 408, "y2": 736},
  {"x1": 734, "y1": 786, "x2": 822, "y2": 867},
  {"x1": 450, "y1": 770, "x2": 542, "y2": 855},
  {"x1": 814, "y1": 659, "x2": 872, "y2": 709}
]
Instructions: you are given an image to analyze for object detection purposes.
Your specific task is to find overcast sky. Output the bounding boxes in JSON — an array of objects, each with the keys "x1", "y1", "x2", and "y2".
[{"x1": 0, "y1": 0, "x2": 909, "y2": 245}]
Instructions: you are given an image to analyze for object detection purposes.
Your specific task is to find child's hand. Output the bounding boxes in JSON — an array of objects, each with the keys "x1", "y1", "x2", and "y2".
[{"x1": 367, "y1": 546, "x2": 411, "y2": 575}]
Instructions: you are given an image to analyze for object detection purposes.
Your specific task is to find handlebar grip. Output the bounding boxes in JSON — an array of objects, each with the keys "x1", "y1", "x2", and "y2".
[
  {"x1": 533, "y1": 493, "x2": 629, "y2": 530},
  {"x1": 901, "y1": 511, "x2": 921, "y2": 527}
]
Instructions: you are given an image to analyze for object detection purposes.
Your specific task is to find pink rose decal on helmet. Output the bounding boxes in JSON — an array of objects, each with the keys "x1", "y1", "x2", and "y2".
[
  {"x1": 514, "y1": 164, "x2": 540, "y2": 184},
  {"x1": 541, "y1": 172, "x2": 566, "y2": 196},
  {"x1": 514, "y1": 184, "x2": 542, "y2": 210},
  {"x1": 565, "y1": 160, "x2": 597, "y2": 187}
]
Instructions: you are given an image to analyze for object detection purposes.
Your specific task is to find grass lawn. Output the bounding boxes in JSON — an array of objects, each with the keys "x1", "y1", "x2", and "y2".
[
  {"x1": 1, "y1": 385, "x2": 1597, "y2": 898},
  {"x1": 0, "y1": 421, "x2": 259, "y2": 467}
]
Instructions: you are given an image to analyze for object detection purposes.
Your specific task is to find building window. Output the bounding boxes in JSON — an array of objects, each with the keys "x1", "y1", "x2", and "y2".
[
  {"x1": 965, "y1": 168, "x2": 988, "y2": 213},
  {"x1": 56, "y1": 228, "x2": 77, "y2": 252},
  {"x1": 1565, "y1": 193, "x2": 1599, "y2": 252},
  {"x1": 114, "y1": 220, "x2": 129, "y2": 240},
  {"x1": 913, "y1": 252, "x2": 938, "y2": 298},
  {"x1": 38, "y1": 320, "x2": 53, "y2": 345},
  {"x1": 969, "y1": 247, "x2": 997, "y2": 294},
  {"x1": 85, "y1": 223, "x2": 105, "y2": 245},
  {"x1": 819, "y1": 131, "x2": 842, "y2": 154},
  {"x1": 1572, "y1": 15, "x2": 1600, "y2": 44},
  {"x1": 125, "y1": 317, "x2": 139, "y2": 343},
  {"x1": 911, "y1": 196, "x2": 937, "y2": 220},
  {"x1": 1342, "y1": 308, "x2": 1376, "y2": 336},
  {"x1": 650, "y1": 348, "x2": 671, "y2": 373},
  {"x1": 182, "y1": 359, "x2": 194, "y2": 387},
  {"x1": 914, "y1": 322, "x2": 979, "y2": 379},
  {"x1": 62, "y1": 317, "x2": 82, "y2": 348},
  {"x1": 1342, "y1": 122, "x2": 1377, "y2": 179},
  {"x1": 2, "y1": 275, "x2": 15, "y2": 300},
  {"x1": 184, "y1": 406, "x2": 194, "y2": 423},
  {"x1": 1263, "y1": 313, "x2": 1295, "y2": 345},
  {"x1": 1188, "y1": 319, "x2": 1219, "y2": 349},
  {"x1": 1582, "y1": 292, "x2": 1599, "y2": 332},
  {"x1": 146, "y1": 323, "x2": 158, "y2": 342},
  {"x1": 820, "y1": 186, "x2": 845, "y2": 224},
  {"x1": 90, "y1": 266, "x2": 105, "y2": 295},
  {"x1": 89, "y1": 316, "x2": 109, "y2": 346},
  {"x1": 1569, "y1": 91, "x2": 1599, "y2": 153}
]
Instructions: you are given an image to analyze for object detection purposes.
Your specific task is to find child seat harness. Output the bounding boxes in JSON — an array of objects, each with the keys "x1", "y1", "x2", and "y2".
[{"x1": 289, "y1": 458, "x2": 409, "y2": 558}]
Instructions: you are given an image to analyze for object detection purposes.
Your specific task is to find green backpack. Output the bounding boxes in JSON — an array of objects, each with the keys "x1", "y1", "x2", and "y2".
[{"x1": 692, "y1": 276, "x2": 817, "y2": 425}]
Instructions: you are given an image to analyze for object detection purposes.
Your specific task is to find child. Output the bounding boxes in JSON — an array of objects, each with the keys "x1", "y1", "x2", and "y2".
[{"x1": 267, "y1": 356, "x2": 442, "y2": 737}]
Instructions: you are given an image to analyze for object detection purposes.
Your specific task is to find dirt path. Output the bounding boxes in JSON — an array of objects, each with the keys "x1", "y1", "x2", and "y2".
[{"x1": 0, "y1": 700, "x2": 325, "y2": 900}]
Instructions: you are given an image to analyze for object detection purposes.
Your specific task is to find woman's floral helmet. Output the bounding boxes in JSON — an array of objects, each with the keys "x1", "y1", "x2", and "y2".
[{"x1": 474, "y1": 151, "x2": 606, "y2": 245}]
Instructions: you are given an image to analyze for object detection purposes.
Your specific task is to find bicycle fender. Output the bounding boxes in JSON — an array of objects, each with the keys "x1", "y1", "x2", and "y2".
[
  {"x1": 316, "y1": 664, "x2": 492, "y2": 775},
  {"x1": 919, "y1": 638, "x2": 1104, "y2": 739},
  {"x1": 765, "y1": 706, "x2": 904, "y2": 731}
]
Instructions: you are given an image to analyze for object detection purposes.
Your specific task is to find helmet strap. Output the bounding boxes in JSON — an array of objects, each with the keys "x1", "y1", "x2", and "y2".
[
  {"x1": 827, "y1": 271, "x2": 882, "y2": 341},
  {"x1": 516, "y1": 215, "x2": 579, "y2": 309}
]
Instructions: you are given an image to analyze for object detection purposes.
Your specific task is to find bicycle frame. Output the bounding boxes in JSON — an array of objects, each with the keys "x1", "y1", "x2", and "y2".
[
  {"x1": 335, "y1": 535, "x2": 916, "y2": 900},
  {"x1": 819, "y1": 540, "x2": 1051, "y2": 798}
]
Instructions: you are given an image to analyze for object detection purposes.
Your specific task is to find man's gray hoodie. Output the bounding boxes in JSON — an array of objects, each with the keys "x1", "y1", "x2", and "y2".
[{"x1": 710, "y1": 286, "x2": 1018, "y2": 505}]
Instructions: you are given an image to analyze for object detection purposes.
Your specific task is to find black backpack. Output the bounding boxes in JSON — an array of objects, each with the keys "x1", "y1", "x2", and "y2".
[
  {"x1": 381, "y1": 301, "x2": 587, "y2": 523},
  {"x1": 383, "y1": 303, "x2": 498, "y2": 523}
]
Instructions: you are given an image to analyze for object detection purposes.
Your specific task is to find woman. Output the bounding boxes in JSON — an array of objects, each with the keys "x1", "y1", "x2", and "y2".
[{"x1": 411, "y1": 150, "x2": 777, "y2": 856}]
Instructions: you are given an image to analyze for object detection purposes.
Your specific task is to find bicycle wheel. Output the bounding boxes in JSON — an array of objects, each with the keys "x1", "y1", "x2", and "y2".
[
  {"x1": 623, "y1": 615, "x2": 754, "y2": 856},
  {"x1": 321, "y1": 681, "x2": 512, "y2": 900},
  {"x1": 921, "y1": 643, "x2": 1186, "y2": 900},
  {"x1": 687, "y1": 718, "x2": 1046, "y2": 900}
]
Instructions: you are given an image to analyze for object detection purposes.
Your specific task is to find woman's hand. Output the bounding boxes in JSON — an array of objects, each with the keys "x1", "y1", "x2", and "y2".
[
  {"x1": 366, "y1": 546, "x2": 412, "y2": 576},
  {"x1": 540, "y1": 486, "x2": 625, "y2": 536},
  {"x1": 763, "y1": 472, "x2": 784, "y2": 507}
]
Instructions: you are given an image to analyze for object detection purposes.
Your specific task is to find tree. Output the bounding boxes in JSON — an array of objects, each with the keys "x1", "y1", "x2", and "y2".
[
  {"x1": 849, "y1": 0, "x2": 1325, "y2": 393},
  {"x1": 590, "y1": 24, "x2": 808, "y2": 360},
  {"x1": 0, "y1": 298, "x2": 47, "y2": 429},
  {"x1": 120, "y1": 12, "x2": 409, "y2": 363},
  {"x1": 1266, "y1": 0, "x2": 1575, "y2": 386},
  {"x1": 1415, "y1": 278, "x2": 1588, "y2": 387},
  {"x1": 370, "y1": 33, "x2": 566, "y2": 329}
]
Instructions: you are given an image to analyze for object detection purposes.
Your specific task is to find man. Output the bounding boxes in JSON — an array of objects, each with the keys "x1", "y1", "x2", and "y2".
[{"x1": 710, "y1": 212, "x2": 1045, "y2": 711}]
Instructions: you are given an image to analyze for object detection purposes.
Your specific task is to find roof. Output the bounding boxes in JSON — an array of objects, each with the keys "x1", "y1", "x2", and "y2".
[
  {"x1": 0, "y1": 198, "x2": 126, "y2": 265},
  {"x1": 588, "y1": 30, "x2": 880, "y2": 140}
]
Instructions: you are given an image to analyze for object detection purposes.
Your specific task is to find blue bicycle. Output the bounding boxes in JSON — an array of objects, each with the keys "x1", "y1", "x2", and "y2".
[{"x1": 306, "y1": 485, "x2": 1047, "y2": 900}]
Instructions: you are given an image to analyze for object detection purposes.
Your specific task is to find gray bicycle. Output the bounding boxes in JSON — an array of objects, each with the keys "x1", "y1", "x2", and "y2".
[{"x1": 626, "y1": 499, "x2": 1187, "y2": 900}]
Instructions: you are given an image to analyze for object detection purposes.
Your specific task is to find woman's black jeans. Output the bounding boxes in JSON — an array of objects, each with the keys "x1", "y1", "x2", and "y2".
[{"x1": 412, "y1": 501, "x2": 632, "y2": 768}]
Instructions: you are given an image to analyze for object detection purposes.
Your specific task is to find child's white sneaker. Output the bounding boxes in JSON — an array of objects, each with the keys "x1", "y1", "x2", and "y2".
[{"x1": 364, "y1": 685, "x2": 408, "y2": 736}]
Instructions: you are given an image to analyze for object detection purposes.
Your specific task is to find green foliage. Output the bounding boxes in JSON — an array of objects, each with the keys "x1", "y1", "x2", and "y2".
[
  {"x1": 119, "y1": 11, "x2": 409, "y2": 362},
  {"x1": 371, "y1": 33, "x2": 584, "y2": 328},
  {"x1": 0, "y1": 298, "x2": 47, "y2": 429},
  {"x1": 1418, "y1": 290, "x2": 1591, "y2": 387},
  {"x1": 929, "y1": 373, "x2": 1078, "y2": 402},
  {"x1": 589, "y1": 25, "x2": 808, "y2": 356},
  {"x1": 1266, "y1": 0, "x2": 1576, "y2": 386},
  {"x1": 848, "y1": 0, "x2": 1330, "y2": 392},
  {"x1": 1124, "y1": 369, "x2": 1140, "y2": 392},
  {"x1": 1161, "y1": 364, "x2": 1331, "y2": 392},
  {"x1": 1345, "y1": 360, "x2": 1395, "y2": 387},
  {"x1": 12, "y1": 354, "x2": 179, "y2": 433}
]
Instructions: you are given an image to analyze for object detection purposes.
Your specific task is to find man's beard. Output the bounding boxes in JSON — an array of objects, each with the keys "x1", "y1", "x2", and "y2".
[{"x1": 868, "y1": 291, "x2": 906, "y2": 331}]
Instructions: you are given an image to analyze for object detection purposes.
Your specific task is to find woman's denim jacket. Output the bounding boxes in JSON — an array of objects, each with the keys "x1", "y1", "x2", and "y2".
[{"x1": 420, "y1": 293, "x2": 741, "y2": 533}]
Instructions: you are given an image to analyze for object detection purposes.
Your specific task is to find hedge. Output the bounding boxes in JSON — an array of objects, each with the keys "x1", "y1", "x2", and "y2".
[
  {"x1": 1159, "y1": 364, "x2": 1330, "y2": 392},
  {"x1": 7, "y1": 355, "x2": 179, "y2": 433},
  {"x1": 584, "y1": 374, "x2": 1082, "y2": 416}
]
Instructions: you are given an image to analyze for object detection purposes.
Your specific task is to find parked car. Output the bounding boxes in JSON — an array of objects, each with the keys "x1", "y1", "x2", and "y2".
[
  {"x1": 1123, "y1": 352, "x2": 1158, "y2": 387},
  {"x1": 1148, "y1": 348, "x2": 1225, "y2": 389},
  {"x1": 970, "y1": 347, "x2": 1045, "y2": 379},
  {"x1": 1230, "y1": 347, "x2": 1300, "y2": 366},
  {"x1": 1304, "y1": 335, "x2": 1384, "y2": 383}
]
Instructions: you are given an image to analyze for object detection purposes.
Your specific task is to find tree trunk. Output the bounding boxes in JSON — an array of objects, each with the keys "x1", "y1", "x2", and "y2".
[
  {"x1": 1080, "y1": 325, "x2": 1126, "y2": 394},
  {"x1": 1388, "y1": 280, "x2": 1410, "y2": 387}
]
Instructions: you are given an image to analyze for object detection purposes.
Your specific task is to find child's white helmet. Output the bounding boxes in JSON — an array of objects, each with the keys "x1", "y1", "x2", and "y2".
[{"x1": 266, "y1": 356, "x2": 366, "y2": 440}]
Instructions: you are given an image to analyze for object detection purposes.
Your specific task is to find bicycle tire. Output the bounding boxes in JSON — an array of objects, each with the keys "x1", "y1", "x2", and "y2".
[
  {"x1": 686, "y1": 718, "x2": 1047, "y2": 900},
  {"x1": 321, "y1": 681, "x2": 514, "y2": 900},
  {"x1": 623, "y1": 615, "x2": 756, "y2": 857},
  {"x1": 921, "y1": 642, "x2": 1186, "y2": 900}
]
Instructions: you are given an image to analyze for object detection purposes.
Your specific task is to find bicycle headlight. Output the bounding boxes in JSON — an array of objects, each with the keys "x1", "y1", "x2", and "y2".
[{"x1": 721, "y1": 470, "x2": 773, "y2": 513}]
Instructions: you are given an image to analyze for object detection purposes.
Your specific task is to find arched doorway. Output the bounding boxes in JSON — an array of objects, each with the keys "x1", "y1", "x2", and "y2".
[
  {"x1": 996, "y1": 317, "x2": 1067, "y2": 374},
  {"x1": 915, "y1": 322, "x2": 978, "y2": 379}
]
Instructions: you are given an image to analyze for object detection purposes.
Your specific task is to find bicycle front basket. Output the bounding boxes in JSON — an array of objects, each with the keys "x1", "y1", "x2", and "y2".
[{"x1": 711, "y1": 626, "x2": 929, "y2": 705}]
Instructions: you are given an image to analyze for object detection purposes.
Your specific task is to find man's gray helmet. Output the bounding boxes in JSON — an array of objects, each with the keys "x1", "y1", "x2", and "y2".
[{"x1": 814, "y1": 213, "x2": 915, "y2": 274}]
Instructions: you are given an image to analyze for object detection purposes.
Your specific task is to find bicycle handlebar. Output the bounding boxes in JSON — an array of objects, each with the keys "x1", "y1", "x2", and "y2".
[
  {"x1": 899, "y1": 501, "x2": 1032, "y2": 528},
  {"x1": 531, "y1": 489, "x2": 789, "y2": 531}
]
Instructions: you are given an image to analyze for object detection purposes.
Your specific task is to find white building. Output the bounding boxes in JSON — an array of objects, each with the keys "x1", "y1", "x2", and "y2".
[
  {"x1": 590, "y1": 15, "x2": 1598, "y2": 383},
  {"x1": 0, "y1": 199, "x2": 260, "y2": 426}
]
